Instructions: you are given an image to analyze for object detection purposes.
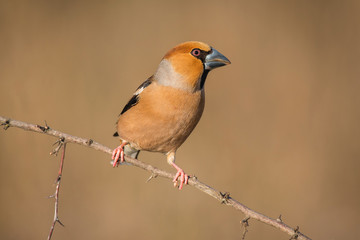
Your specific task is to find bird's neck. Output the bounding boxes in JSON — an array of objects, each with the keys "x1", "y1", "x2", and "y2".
[{"x1": 154, "y1": 59, "x2": 203, "y2": 92}]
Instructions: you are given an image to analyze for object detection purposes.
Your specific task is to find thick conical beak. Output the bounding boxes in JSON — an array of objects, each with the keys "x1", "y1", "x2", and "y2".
[{"x1": 204, "y1": 47, "x2": 231, "y2": 70}]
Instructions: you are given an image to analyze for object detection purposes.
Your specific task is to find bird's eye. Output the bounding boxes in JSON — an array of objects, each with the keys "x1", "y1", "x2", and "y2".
[{"x1": 191, "y1": 49, "x2": 201, "y2": 57}]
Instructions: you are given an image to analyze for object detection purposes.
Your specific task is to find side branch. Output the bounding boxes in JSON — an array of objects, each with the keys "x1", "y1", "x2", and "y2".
[
  {"x1": 0, "y1": 116, "x2": 311, "y2": 240},
  {"x1": 47, "y1": 142, "x2": 66, "y2": 240}
]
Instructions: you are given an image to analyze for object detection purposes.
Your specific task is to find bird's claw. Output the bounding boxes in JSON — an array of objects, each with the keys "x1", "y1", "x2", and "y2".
[
  {"x1": 173, "y1": 169, "x2": 188, "y2": 190},
  {"x1": 111, "y1": 142, "x2": 127, "y2": 167}
]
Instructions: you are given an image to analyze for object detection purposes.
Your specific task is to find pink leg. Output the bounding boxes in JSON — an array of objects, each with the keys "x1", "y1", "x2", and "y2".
[
  {"x1": 170, "y1": 162, "x2": 189, "y2": 190},
  {"x1": 111, "y1": 141, "x2": 128, "y2": 167}
]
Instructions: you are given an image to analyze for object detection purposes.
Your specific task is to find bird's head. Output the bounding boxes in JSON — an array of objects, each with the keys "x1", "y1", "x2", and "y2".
[{"x1": 154, "y1": 41, "x2": 231, "y2": 92}]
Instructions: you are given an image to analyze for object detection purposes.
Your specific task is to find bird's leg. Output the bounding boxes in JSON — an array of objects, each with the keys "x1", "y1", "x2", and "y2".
[
  {"x1": 167, "y1": 152, "x2": 188, "y2": 190},
  {"x1": 111, "y1": 141, "x2": 128, "y2": 167}
]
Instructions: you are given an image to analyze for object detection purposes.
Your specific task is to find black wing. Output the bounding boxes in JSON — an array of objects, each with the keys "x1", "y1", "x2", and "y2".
[
  {"x1": 120, "y1": 94, "x2": 138, "y2": 115},
  {"x1": 120, "y1": 77, "x2": 153, "y2": 115}
]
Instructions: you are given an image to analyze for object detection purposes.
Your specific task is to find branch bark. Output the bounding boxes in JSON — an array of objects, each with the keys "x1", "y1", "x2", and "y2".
[{"x1": 0, "y1": 116, "x2": 311, "y2": 240}]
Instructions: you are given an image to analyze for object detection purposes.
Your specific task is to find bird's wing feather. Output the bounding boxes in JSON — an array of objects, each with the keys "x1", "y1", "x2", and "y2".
[
  {"x1": 113, "y1": 77, "x2": 153, "y2": 137},
  {"x1": 120, "y1": 77, "x2": 153, "y2": 115}
]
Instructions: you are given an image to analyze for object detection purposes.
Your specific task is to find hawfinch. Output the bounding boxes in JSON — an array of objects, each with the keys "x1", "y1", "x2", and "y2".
[{"x1": 112, "y1": 41, "x2": 230, "y2": 189}]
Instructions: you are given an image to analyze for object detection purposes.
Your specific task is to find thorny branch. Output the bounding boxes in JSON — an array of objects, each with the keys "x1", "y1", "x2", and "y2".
[
  {"x1": 47, "y1": 142, "x2": 66, "y2": 240},
  {"x1": 0, "y1": 116, "x2": 312, "y2": 240}
]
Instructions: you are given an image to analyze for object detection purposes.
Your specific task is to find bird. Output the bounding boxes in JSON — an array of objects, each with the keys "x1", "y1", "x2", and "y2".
[{"x1": 112, "y1": 41, "x2": 230, "y2": 189}]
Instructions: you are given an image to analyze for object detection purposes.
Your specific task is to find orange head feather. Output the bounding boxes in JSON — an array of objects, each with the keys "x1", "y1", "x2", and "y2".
[{"x1": 154, "y1": 41, "x2": 230, "y2": 92}]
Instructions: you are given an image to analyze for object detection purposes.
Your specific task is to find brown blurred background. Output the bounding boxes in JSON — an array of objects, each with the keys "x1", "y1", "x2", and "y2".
[{"x1": 1, "y1": 1, "x2": 359, "y2": 239}]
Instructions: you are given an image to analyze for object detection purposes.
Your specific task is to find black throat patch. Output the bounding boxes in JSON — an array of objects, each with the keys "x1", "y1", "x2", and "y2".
[{"x1": 200, "y1": 69, "x2": 209, "y2": 89}]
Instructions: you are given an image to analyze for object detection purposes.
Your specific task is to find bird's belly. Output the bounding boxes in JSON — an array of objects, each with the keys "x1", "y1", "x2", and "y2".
[{"x1": 145, "y1": 112, "x2": 200, "y2": 152}]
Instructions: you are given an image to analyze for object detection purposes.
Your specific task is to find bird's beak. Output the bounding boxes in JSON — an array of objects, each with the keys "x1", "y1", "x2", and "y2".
[{"x1": 204, "y1": 47, "x2": 231, "y2": 70}]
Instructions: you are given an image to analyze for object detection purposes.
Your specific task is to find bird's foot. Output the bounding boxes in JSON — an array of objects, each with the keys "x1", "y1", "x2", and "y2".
[
  {"x1": 111, "y1": 142, "x2": 127, "y2": 167},
  {"x1": 171, "y1": 163, "x2": 188, "y2": 190}
]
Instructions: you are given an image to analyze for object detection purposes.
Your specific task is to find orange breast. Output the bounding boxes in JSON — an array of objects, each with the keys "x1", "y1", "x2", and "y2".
[{"x1": 117, "y1": 82, "x2": 205, "y2": 153}]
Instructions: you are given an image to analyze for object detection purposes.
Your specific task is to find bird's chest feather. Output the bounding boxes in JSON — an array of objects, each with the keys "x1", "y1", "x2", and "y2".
[{"x1": 117, "y1": 84, "x2": 205, "y2": 152}]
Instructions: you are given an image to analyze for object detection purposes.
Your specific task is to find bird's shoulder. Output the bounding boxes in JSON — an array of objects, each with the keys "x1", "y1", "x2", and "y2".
[
  {"x1": 120, "y1": 76, "x2": 153, "y2": 115},
  {"x1": 113, "y1": 77, "x2": 153, "y2": 137}
]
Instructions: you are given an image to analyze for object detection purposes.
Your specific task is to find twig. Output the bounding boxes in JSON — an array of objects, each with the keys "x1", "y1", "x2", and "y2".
[
  {"x1": 47, "y1": 142, "x2": 67, "y2": 240},
  {"x1": 146, "y1": 173, "x2": 158, "y2": 183},
  {"x1": 241, "y1": 217, "x2": 250, "y2": 239},
  {"x1": 0, "y1": 116, "x2": 312, "y2": 240},
  {"x1": 50, "y1": 137, "x2": 65, "y2": 156}
]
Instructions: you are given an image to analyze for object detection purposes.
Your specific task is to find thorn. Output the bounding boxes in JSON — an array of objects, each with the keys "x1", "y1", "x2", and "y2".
[
  {"x1": 289, "y1": 226, "x2": 299, "y2": 240},
  {"x1": 56, "y1": 218, "x2": 65, "y2": 227},
  {"x1": 44, "y1": 120, "x2": 50, "y2": 130},
  {"x1": 36, "y1": 121, "x2": 50, "y2": 132},
  {"x1": 48, "y1": 194, "x2": 55, "y2": 199},
  {"x1": 86, "y1": 139, "x2": 93, "y2": 146},
  {"x1": 277, "y1": 214, "x2": 283, "y2": 223},
  {"x1": 1, "y1": 119, "x2": 10, "y2": 130},
  {"x1": 51, "y1": 138, "x2": 65, "y2": 147},
  {"x1": 146, "y1": 173, "x2": 158, "y2": 183},
  {"x1": 220, "y1": 192, "x2": 230, "y2": 204}
]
